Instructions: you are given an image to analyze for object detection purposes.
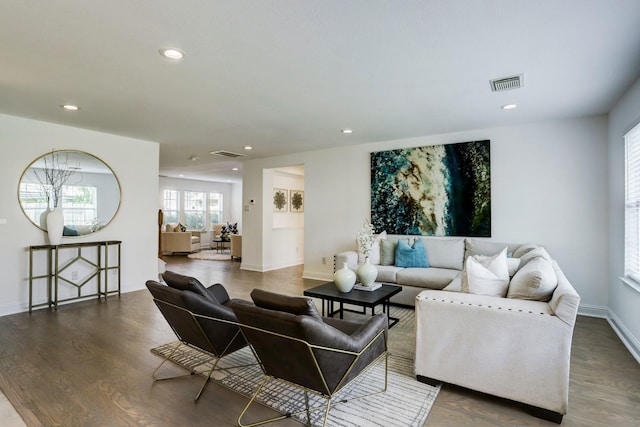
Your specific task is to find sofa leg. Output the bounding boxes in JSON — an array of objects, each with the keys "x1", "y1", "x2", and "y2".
[
  {"x1": 416, "y1": 375, "x2": 442, "y2": 387},
  {"x1": 527, "y1": 406, "x2": 563, "y2": 424}
]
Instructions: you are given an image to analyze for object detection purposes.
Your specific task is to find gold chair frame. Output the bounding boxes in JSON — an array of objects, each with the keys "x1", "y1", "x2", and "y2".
[
  {"x1": 151, "y1": 298, "x2": 256, "y2": 401},
  {"x1": 236, "y1": 323, "x2": 388, "y2": 427}
]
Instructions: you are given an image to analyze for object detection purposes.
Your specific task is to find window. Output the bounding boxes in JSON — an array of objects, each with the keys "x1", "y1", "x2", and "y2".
[
  {"x1": 625, "y1": 122, "x2": 640, "y2": 283},
  {"x1": 62, "y1": 185, "x2": 97, "y2": 225},
  {"x1": 183, "y1": 191, "x2": 206, "y2": 229},
  {"x1": 19, "y1": 183, "x2": 98, "y2": 226},
  {"x1": 209, "y1": 192, "x2": 223, "y2": 227},
  {"x1": 162, "y1": 190, "x2": 224, "y2": 230},
  {"x1": 19, "y1": 182, "x2": 49, "y2": 225},
  {"x1": 163, "y1": 190, "x2": 179, "y2": 224}
]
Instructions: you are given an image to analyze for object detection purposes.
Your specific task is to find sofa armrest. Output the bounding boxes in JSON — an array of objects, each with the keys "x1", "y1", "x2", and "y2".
[
  {"x1": 548, "y1": 261, "x2": 581, "y2": 327},
  {"x1": 415, "y1": 289, "x2": 575, "y2": 415},
  {"x1": 334, "y1": 251, "x2": 358, "y2": 272},
  {"x1": 161, "y1": 232, "x2": 200, "y2": 253}
]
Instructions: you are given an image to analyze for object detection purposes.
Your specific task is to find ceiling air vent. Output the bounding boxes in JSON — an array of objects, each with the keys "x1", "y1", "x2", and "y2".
[
  {"x1": 209, "y1": 150, "x2": 246, "y2": 158},
  {"x1": 489, "y1": 74, "x2": 524, "y2": 92}
]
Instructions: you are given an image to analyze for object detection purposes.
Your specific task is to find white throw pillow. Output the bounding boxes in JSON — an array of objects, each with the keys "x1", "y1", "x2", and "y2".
[
  {"x1": 507, "y1": 256, "x2": 558, "y2": 301},
  {"x1": 512, "y1": 242, "x2": 539, "y2": 259},
  {"x1": 461, "y1": 247, "x2": 510, "y2": 297},
  {"x1": 518, "y1": 246, "x2": 552, "y2": 269},
  {"x1": 358, "y1": 231, "x2": 386, "y2": 265},
  {"x1": 507, "y1": 257, "x2": 521, "y2": 277}
]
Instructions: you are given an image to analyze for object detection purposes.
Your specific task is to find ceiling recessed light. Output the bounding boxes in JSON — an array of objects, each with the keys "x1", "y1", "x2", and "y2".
[
  {"x1": 232, "y1": 167, "x2": 239, "y2": 171},
  {"x1": 61, "y1": 104, "x2": 80, "y2": 111},
  {"x1": 244, "y1": 146, "x2": 253, "y2": 150},
  {"x1": 501, "y1": 104, "x2": 518, "y2": 110},
  {"x1": 159, "y1": 48, "x2": 184, "y2": 60},
  {"x1": 341, "y1": 129, "x2": 353, "y2": 134}
]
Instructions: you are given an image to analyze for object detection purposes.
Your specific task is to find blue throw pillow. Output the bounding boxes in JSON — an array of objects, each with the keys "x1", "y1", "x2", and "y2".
[{"x1": 395, "y1": 239, "x2": 429, "y2": 268}]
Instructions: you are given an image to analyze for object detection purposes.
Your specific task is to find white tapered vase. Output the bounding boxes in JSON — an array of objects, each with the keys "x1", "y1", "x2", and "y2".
[
  {"x1": 357, "y1": 257, "x2": 378, "y2": 287},
  {"x1": 46, "y1": 208, "x2": 64, "y2": 246}
]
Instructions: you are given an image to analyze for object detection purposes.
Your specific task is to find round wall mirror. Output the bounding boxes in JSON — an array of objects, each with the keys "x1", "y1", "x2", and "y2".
[{"x1": 18, "y1": 150, "x2": 121, "y2": 236}]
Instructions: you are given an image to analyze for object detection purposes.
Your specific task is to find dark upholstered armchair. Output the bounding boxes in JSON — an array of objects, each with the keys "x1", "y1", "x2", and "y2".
[
  {"x1": 230, "y1": 289, "x2": 388, "y2": 427},
  {"x1": 145, "y1": 270, "x2": 250, "y2": 401}
]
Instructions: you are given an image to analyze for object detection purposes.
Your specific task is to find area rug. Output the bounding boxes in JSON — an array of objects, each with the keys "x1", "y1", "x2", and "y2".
[
  {"x1": 187, "y1": 250, "x2": 231, "y2": 261},
  {"x1": 151, "y1": 306, "x2": 439, "y2": 427}
]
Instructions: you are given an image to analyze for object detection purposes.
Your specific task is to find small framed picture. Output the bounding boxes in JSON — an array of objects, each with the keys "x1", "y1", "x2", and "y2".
[
  {"x1": 273, "y1": 188, "x2": 288, "y2": 212},
  {"x1": 290, "y1": 190, "x2": 304, "y2": 212}
]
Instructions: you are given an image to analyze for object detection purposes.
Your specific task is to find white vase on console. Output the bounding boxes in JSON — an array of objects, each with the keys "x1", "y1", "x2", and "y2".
[
  {"x1": 46, "y1": 207, "x2": 64, "y2": 246},
  {"x1": 334, "y1": 262, "x2": 356, "y2": 293},
  {"x1": 357, "y1": 257, "x2": 378, "y2": 287}
]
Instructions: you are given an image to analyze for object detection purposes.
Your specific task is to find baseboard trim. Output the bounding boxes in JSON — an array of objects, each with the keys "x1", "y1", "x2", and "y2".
[
  {"x1": 607, "y1": 311, "x2": 640, "y2": 364},
  {"x1": 241, "y1": 262, "x2": 303, "y2": 273},
  {"x1": 577, "y1": 303, "x2": 609, "y2": 318},
  {"x1": 302, "y1": 270, "x2": 333, "y2": 282}
]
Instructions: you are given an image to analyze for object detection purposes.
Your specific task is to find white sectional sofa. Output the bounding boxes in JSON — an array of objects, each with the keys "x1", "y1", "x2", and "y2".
[
  {"x1": 335, "y1": 236, "x2": 524, "y2": 306},
  {"x1": 334, "y1": 236, "x2": 580, "y2": 422}
]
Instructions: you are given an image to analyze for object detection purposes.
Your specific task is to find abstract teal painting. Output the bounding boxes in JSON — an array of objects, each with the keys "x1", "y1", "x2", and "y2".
[{"x1": 371, "y1": 140, "x2": 491, "y2": 237}]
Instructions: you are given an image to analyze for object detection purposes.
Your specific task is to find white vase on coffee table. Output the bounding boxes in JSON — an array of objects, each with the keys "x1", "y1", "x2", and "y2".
[
  {"x1": 357, "y1": 257, "x2": 378, "y2": 287},
  {"x1": 333, "y1": 262, "x2": 356, "y2": 293}
]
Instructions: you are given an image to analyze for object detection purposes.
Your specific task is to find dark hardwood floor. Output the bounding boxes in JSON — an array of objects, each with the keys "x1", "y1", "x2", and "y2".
[{"x1": 0, "y1": 256, "x2": 638, "y2": 426}]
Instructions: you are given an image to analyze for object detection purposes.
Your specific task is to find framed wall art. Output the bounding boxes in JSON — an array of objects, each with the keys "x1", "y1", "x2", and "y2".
[
  {"x1": 273, "y1": 188, "x2": 288, "y2": 212},
  {"x1": 290, "y1": 190, "x2": 304, "y2": 212},
  {"x1": 370, "y1": 140, "x2": 491, "y2": 237}
]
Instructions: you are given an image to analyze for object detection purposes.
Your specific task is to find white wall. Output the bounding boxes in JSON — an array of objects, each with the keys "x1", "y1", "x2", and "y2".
[
  {"x1": 243, "y1": 116, "x2": 609, "y2": 312},
  {"x1": 608, "y1": 75, "x2": 640, "y2": 361},
  {"x1": 0, "y1": 114, "x2": 159, "y2": 315}
]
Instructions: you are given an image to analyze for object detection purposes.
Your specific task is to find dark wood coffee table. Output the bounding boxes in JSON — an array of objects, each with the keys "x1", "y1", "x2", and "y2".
[{"x1": 304, "y1": 282, "x2": 402, "y2": 328}]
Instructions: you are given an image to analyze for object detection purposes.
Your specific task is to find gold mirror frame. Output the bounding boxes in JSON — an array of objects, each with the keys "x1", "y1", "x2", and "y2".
[{"x1": 18, "y1": 150, "x2": 122, "y2": 236}]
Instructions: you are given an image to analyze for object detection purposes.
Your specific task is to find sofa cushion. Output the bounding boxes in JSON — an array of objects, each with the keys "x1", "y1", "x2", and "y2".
[
  {"x1": 461, "y1": 248, "x2": 510, "y2": 297},
  {"x1": 396, "y1": 267, "x2": 459, "y2": 289},
  {"x1": 465, "y1": 238, "x2": 520, "y2": 259},
  {"x1": 395, "y1": 239, "x2": 428, "y2": 268},
  {"x1": 507, "y1": 258, "x2": 521, "y2": 277},
  {"x1": 442, "y1": 275, "x2": 462, "y2": 292},
  {"x1": 518, "y1": 246, "x2": 552, "y2": 269},
  {"x1": 512, "y1": 242, "x2": 539, "y2": 258},
  {"x1": 376, "y1": 265, "x2": 403, "y2": 283},
  {"x1": 423, "y1": 238, "x2": 465, "y2": 270},
  {"x1": 508, "y1": 256, "x2": 558, "y2": 301},
  {"x1": 380, "y1": 239, "x2": 397, "y2": 266}
]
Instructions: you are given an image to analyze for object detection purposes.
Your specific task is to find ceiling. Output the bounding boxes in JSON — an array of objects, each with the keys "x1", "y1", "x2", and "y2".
[{"x1": 2, "y1": 1, "x2": 640, "y2": 183}]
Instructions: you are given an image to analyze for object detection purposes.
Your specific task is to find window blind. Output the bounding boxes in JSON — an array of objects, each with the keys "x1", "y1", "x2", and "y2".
[{"x1": 625, "y1": 122, "x2": 640, "y2": 283}]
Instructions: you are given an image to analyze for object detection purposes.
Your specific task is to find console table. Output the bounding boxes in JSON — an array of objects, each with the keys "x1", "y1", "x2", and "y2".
[{"x1": 28, "y1": 240, "x2": 122, "y2": 312}]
